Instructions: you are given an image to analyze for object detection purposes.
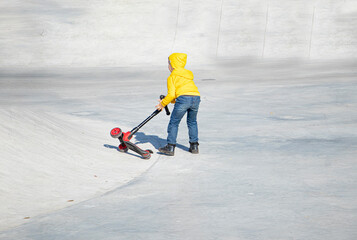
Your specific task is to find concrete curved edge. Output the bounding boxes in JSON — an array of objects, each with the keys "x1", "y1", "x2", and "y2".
[{"x1": 0, "y1": 109, "x2": 161, "y2": 231}]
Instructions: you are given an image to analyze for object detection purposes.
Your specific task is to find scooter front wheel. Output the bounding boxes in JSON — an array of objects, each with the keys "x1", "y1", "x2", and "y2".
[{"x1": 110, "y1": 127, "x2": 122, "y2": 138}]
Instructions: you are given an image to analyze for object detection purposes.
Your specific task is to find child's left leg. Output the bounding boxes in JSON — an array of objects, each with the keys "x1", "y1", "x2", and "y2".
[
  {"x1": 187, "y1": 108, "x2": 199, "y2": 143},
  {"x1": 167, "y1": 104, "x2": 187, "y2": 145},
  {"x1": 186, "y1": 96, "x2": 200, "y2": 143},
  {"x1": 159, "y1": 102, "x2": 187, "y2": 156}
]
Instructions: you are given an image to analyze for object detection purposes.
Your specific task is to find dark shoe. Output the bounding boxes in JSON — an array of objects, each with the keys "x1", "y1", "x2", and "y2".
[
  {"x1": 189, "y1": 142, "x2": 199, "y2": 154},
  {"x1": 159, "y1": 144, "x2": 176, "y2": 156}
]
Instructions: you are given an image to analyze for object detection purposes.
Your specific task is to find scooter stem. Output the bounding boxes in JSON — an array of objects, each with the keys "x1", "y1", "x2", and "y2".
[
  {"x1": 129, "y1": 109, "x2": 161, "y2": 137},
  {"x1": 129, "y1": 95, "x2": 170, "y2": 138}
]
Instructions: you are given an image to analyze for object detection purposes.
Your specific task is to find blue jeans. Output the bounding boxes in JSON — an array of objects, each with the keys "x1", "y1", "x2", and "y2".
[{"x1": 167, "y1": 95, "x2": 201, "y2": 145}]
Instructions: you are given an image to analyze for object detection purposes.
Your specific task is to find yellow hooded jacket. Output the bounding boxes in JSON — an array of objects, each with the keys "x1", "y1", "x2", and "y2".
[{"x1": 161, "y1": 53, "x2": 200, "y2": 107}]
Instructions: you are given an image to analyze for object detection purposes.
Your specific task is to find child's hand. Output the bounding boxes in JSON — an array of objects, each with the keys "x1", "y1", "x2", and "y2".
[{"x1": 156, "y1": 100, "x2": 164, "y2": 111}]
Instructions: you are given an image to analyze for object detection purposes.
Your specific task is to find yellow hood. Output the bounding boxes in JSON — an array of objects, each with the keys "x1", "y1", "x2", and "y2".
[
  {"x1": 169, "y1": 53, "x2": 187, "y2": 69},
  {"x1": 169, "y1": 53, "x2": 193, "y2": 80}
]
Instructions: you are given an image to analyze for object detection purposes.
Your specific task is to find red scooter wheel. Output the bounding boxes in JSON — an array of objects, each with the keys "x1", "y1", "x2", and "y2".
[
  {"x1": 118, "y1": 143, "x2": 128, "y2": 153},
  {"x1": 110, "y1": 128, "x2": 122, "y2": 138}
]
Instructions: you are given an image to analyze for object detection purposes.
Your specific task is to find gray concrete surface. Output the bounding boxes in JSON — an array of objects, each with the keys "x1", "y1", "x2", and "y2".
[{"x1": 0, "y1": 61, "x2": 357, "y2": 239}]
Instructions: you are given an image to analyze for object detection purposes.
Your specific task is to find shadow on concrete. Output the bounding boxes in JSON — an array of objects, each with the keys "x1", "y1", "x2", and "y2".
[
  {"x1": 104, "y1": 132, "x2": 190, "y2": 158},
  {"x1": 134, "y1": 132, "x2": 190, "y2": 152}
]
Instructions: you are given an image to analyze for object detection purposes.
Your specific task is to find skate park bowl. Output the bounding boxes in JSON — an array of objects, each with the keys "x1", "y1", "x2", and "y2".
[{"x1": 0, "y1": 1, "x2": 357, "y2": 239}]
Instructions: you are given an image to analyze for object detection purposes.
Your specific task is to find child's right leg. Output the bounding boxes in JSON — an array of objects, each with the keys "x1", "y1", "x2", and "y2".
[
  {"x1": 186, "y1": 96, "x2": 200, "y2": 143},
  {"x1": 187, "y1": 96, "x2": 200, "y2": 153},
  {"x1": 187, "y1": 108, "x2": 199, "y2": 143}
]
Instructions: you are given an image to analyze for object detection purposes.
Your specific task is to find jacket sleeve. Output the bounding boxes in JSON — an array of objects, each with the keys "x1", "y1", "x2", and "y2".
[{"x1": 161, "y1": 75, "x2": 176, "y2": 107}]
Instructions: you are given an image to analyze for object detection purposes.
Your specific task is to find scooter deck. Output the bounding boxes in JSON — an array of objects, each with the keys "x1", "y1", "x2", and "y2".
[{"x1": 111, "y1": 127, "x2": 152, "y2": 159}]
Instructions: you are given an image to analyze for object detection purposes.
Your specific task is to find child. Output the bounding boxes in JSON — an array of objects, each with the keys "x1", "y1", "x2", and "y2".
[{"x1": 155, "y1": 53, "x2": 201, "y2": 156}]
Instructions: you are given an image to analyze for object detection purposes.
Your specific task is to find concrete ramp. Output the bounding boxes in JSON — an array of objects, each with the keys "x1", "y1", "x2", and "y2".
[{"x1": 0, "y1": 107, "x2": 159, "y2": 231}]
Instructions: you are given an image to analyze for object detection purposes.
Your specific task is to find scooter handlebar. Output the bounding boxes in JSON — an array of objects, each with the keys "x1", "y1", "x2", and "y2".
[{"x1": 160, "y1": 95, "x2": 171, "y2": 116}]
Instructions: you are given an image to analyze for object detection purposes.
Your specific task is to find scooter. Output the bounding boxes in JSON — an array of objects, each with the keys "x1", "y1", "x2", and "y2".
[{"x1": 110, "y1": 95, "x2": 170, "y2": 159}]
